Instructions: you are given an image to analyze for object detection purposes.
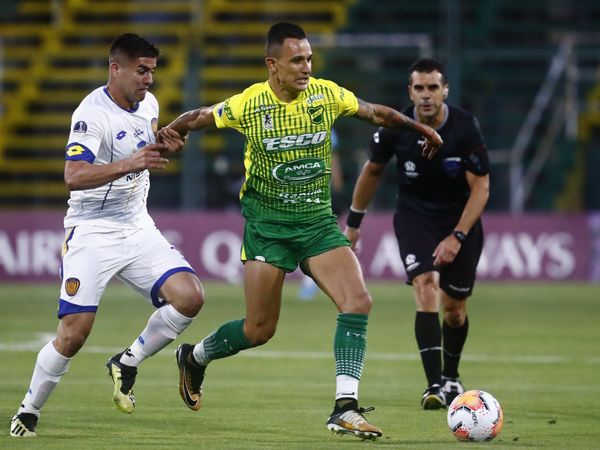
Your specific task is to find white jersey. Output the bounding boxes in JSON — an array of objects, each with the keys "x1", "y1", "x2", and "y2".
[{"x1": 63, "y1": 86, "x2": 159, "y2": 229}]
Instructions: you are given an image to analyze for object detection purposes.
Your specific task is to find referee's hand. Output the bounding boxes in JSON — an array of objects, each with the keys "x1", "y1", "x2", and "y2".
[{"x1": 432, "y1": 234, "x2": 461, "y2": 266}]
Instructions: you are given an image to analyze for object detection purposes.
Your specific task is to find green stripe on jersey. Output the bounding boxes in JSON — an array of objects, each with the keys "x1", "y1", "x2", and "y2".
[{"x1": 213, "y1": 77, "x2": 359, "y2": 223}]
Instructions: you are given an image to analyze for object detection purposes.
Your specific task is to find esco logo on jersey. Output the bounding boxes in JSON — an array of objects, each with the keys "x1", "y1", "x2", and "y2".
[
  {"x1": 262, "y1": 131, "x2": 327, "y2": 151},
  {"x1": 272, "y1": 157, "x2": 325, "y2": 184}
]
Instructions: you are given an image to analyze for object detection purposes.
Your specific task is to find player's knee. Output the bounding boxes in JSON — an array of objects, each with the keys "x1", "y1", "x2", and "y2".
[
  {"x1": 245, "y1": 322, "x2": 277, "y2": 346},
  {"x1": 342, "y1": 289, "x2": 372, "y2": 314},
  {"x1": 184, "y1": 285, "x2": 205, "y2": 316},
  {"x1": 413, "y1": 273, "x2": 438, "y2": 297},
  {"x1": 443, "y1": 309, "x2": 465, "y2": 327},
  {"x1": 169, "y1": 281, "x2": 205, "y2": 317},
  {"x1": 54, "y1": 329, "x2": 88, "y2": 357}
]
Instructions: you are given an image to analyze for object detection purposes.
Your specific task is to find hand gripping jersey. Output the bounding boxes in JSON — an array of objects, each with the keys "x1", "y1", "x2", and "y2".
[
  {"x1": 63, "y1": 86, "x2": 159, "y2": 229},
  {"x1": 369, "y1": 105, "x2": 490, "y2": 217},
  {"x1": 213, "y1": 77, "x2": 358, "y2": 223}
]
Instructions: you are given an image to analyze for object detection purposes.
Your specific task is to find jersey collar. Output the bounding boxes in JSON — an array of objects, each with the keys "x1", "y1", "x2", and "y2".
[
  {"x1": 103, "y1": 86, "x2": 140, "y2": 113},
  {"x1": 265, "y1": 79, "x2": 308, "y2": 105},
  {"x1": 412, "y1": 103, "x2": 448, "y2": 131}
]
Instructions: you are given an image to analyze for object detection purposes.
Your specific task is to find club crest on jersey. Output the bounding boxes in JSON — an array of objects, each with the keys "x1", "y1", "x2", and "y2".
[
  {"x1": 73, "y1": 121, "x2": 87, "y2": 134},
  {"x1": 307, "y1": 105, "x2": 324, "y2": 124},
  {"x1": 65, "y1": 277, "x2": 81, "y2": 296},
  {"x1": 263, "y1": 112, "x2": 274, "y2": 130}
]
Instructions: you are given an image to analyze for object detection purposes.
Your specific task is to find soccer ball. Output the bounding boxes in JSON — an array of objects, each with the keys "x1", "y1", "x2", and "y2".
[{"x1": 447, "y1": 390, "x2": 504, "y2": 442}]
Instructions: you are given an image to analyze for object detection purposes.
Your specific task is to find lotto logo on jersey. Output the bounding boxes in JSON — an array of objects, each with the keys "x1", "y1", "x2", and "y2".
[
  {"x1": 262, "y1": 131, "x2": 327, "y2": 151},
  {"x1": 272, "y1": 157, "x2": 325, "y2": 184},
  {"x1": 66, "y1": 144, "x2": 85, "y2": 157},
  {"x1": 65, "y1": 142, "x2": 95, "y2": 163}
]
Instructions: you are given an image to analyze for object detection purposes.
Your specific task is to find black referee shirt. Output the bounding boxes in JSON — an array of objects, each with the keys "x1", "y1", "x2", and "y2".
[{"x1": 368, "y1": 104, "x2": 490, "y2": 217}]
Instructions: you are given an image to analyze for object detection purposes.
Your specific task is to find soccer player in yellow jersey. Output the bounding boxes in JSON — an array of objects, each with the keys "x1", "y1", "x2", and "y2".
[{"x1": 161, "y1": 22, "x2": 442, "y2": 440}]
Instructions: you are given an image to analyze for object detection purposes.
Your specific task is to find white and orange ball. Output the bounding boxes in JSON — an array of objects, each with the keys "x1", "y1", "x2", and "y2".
[{"x1": 447, "y1": 390, "x2": 504, "y2": 442}]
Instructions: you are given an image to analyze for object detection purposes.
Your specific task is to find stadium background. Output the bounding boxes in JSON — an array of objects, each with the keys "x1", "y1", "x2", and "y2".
[{"x1": 1, "y1": 0, "x2": 600, "y2": 283}]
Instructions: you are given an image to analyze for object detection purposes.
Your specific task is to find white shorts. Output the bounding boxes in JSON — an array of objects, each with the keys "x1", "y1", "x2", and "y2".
[{"x1": 58, "y1": 224, "x2": 195, "y2": 318}]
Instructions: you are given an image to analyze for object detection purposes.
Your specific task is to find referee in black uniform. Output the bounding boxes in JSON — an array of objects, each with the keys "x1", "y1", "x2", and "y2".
[{"x1": 345, "y1": 58, "x2": 490, "y2": 410}]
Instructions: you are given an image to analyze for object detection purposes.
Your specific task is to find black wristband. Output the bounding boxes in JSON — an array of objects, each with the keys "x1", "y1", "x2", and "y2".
[
  {"x1": 452, "y1": 230, "x2": 467, "y2": 243},
  {"x1": 346, "y1": 208, "x2": 365, "y2": 228}
]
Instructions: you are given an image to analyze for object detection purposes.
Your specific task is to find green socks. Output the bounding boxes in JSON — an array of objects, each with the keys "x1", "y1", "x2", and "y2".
[
  {"x1": 334, "y1": 313, "x2": 368, "y2": 379},
  {"x1": 201, "y1": 319, "x2": 253, "y2": 361}
]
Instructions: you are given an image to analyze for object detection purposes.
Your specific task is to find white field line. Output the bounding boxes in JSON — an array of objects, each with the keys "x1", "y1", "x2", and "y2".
[{"x1": 0, "y1": 333, "x2": 598, "y2": 365}]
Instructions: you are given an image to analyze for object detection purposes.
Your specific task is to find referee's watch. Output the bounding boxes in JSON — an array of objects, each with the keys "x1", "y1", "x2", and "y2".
[{"x1": 452, "y1": 230, "x2": 467, "y2": 244}]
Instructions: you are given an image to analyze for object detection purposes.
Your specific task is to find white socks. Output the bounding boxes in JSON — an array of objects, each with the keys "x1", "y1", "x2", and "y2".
[
  {"x1": 17, "y1": 305, "x2": 194, "y2": 417},
  {"x1": 119, "y1": 305, "x2": 194, "y2": 367},
  {"x1": 335, "y1": 374, "x2": 359, "y2": 400},
  {"x1": 18, "y1": 340, "x2": 71, "y2": 417},
  {"x1": 192, "y1": 340, "x2": 211, "y2": 366}
]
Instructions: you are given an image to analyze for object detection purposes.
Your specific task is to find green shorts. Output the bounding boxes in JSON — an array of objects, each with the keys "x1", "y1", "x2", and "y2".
[{"x1": 241, "y1": 215, "x2": 351, "y2": 273}]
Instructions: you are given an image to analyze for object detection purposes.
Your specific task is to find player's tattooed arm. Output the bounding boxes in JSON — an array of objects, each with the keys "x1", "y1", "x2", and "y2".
[
  {"x1": 165, "y1": 105, "x2": 218, "y2": 135},
  {"x1": 355, "y1": 98, "x2": 443, "y2": 159},
  {"x1": 355, "y1": 98, "x2": 409, "y2": 128}
]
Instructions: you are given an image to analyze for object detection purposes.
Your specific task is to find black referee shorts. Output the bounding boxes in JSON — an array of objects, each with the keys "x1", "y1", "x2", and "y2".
[{"x1": 393, "y1": 208, "x2": 484, "y2": 300}]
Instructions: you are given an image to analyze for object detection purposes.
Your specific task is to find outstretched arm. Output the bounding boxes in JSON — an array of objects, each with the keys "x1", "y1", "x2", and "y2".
[
  {"x1": 355, "y1": 98, "x2": 443, "y2": 159},
  {"x1": 160, "y1": 105, "x2": 218, "y2": 139}
]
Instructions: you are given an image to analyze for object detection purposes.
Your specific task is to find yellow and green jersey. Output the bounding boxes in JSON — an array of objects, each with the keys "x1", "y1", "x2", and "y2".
[{"x1": 213, "y1": 77, "x2": 358, "y2": 223}]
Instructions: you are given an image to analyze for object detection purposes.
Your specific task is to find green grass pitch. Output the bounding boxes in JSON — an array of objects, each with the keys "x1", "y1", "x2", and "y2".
[{"x1": 1, "y1": 281, "x2": 599, "y2": 449}]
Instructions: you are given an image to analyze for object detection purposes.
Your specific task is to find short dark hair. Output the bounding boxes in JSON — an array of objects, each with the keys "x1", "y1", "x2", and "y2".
[
  {"x1": 408, "y1": 58, "x2": 445, "y2": 85},
  {"x1": 109, "y1": 33, "x2": 159, "y2": 62},
  {"x1": 266, "y1": 22, "x2": 306, "y2": 57}
]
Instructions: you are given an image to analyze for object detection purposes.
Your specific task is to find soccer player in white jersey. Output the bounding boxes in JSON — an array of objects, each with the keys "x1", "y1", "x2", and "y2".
[{"x1": 9, "y1": 34, "x2": 204, "y2": 438}]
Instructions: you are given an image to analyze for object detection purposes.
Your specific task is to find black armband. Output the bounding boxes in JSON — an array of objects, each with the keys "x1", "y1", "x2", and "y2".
[{"x1": 346, "y1": 207, "x2": 366, "y2": 228}]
